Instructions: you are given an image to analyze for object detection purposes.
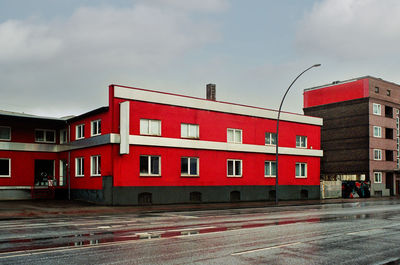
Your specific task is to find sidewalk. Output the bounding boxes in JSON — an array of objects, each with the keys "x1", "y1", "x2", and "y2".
[{"x1": 0, "y1": 197, "x2": 398, "y2": 220}]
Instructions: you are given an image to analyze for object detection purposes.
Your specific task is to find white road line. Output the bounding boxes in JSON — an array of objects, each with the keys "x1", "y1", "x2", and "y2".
[{"x1": 231, "y1": 242, "x2": 301, "y2": 256}]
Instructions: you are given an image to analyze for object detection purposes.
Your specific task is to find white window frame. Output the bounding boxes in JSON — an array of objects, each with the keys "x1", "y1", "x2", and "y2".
[
  {"x1": 181, "y1": 123, "x2": 199, "y2": 139},
  {"x1": 91, "y1": 120, "x2": 101, "y2": 137},
  {"x1": 181, "y1": 157, "x2": 199, "y2": 176},
  {"x1": 296, "y1": 135, "x2": 307, "y2": 148},
  {"x1": 295, "y1": 162, "x2": 307, "y2": 178},
  {"x1": 374, "y1": 172, "x2": 382, "y2": 183},
  {"x1": 227, "y1": 159, "x2": 242, "y2": 177},
  {"x1": 140, "y1": 119, "x2": 161, "y2": 136},
  {"x1": 373, "y1": 103, "x2": 381, "y2": 115},
  {"x1": 90, "y1": 155, "x2": 101, "y2": 176},
  {"x1": 264, "y1": 161, "x2": 276, "y2": 178},
  {"x1": 76, "y1": 124, "x2": 85, "y2": 140},
  {"x1": 373, "y1": 126, "x2": 382, "y2": 138},
  {"x1": 227, "y1": 128, "x2": 242, "y2": 144},
  {"x1": 140, "y1": 155, "x2": 161, "y2": 176},
  {"x1": 35, "y1": 129, "x2": 56, "y2": 143},
  {"x1": 265, "y1": 132, "x2": 276, "y2": 145},
  {"x1": 0, "y1": 126, "x2": 11, "y2": 141},
  {"x1": 0, "y1": 158, "x2": 11, "y2": 178},
  {"x1": 75, "y1": 157, "x2": 84, "y2": 177},
  {"x1": 373, "y1": 149, "x2": 382, "y2": 160}
]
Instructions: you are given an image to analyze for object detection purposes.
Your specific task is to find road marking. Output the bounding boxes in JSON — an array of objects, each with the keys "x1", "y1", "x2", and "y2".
[{"x1": 231, "y1": 242, "x2": 301, "y2": 256}]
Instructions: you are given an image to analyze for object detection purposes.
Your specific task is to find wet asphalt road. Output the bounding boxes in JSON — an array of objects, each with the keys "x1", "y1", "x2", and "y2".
[{"x1": 1, "y1": 200, "x2": 400, "y2": 264}]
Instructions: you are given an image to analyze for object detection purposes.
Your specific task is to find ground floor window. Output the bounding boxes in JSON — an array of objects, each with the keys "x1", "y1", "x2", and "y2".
[
  {"x1": 0, "y1": 158, "x2": 10, "y2": 177},
  {"x1": 75, "y1": 157, "x2": 84, "y2": 177},
  {"x1": 91, "y1": 155, "x2": 101, "y2": 176},
  {"x1": 181, "y1": 157, "x2": 199, "y2": 176},
  {"x1": 140, "y1": 155, "x2": 161, "y2": 176},
  {"x1": 227, "y1": 159, "x2": 242, "y2": 177},
  {"x1": 264, "y1": 161, "x2": 276, "y2": 177},
  {"x1": 374, "y1": 172, "x2": 382, "y2": 183},
  {"x1": 295, "y1": 162, "x2": 307, "y2": 178}
]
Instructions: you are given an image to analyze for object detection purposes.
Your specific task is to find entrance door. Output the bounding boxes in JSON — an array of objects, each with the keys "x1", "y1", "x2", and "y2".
[
  {"x1": 386, "y1": 172, "x2": 394, "y2": 196},
  {"x1": 34, "y1": 160, "x2": 55, "y2": 186}
]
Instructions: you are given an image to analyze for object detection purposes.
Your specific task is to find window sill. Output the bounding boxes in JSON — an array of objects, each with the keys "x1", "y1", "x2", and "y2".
[
  {"x1": 75, "y1": 175, "x2": 84, "y2": 178},
  {"x1": 227, "y1": 175, "x2": 242, "y2": 178},
  {"x1": 75, "y1": 137, "x2": 85, "y2": 140},
  {"x1": 91, "y1": 134, "x2": 101, "y2": 137},
  {"x1": 181, "y1": 137, "x2": 200, "y2": 140},
  {"x1": 0, "y1": 175, "x2": 11, "y2": 178},
  {"x1": 295, "y1": 176, "x2": 307, "y2": 179},
  {"x1": 295, "y1": 146, "x2": 307, "y2": 149},
  {"x1": 140, "y1": 174, "x2": 161, "y2": 177},
  {"x1": 181, "y1": 175, "x2": 199, "y2": 178},
  {"x1": 264, "y1": 176, "x2": 276, "y2": 178},
  {"x1": 90, "y1": 175, "x2": 101, "y2": 177},
  {"x1": 140, "y1": 134, "x2": 161, "y2": 137}
]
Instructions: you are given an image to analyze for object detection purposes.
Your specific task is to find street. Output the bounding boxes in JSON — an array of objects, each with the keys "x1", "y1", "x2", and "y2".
[{"x1": 1, "y1": 199, "x2": 400, "y2": 264}]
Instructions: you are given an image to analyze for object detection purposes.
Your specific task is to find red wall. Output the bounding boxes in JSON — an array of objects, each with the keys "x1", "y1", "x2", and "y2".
[{"x1": 304, "y1": 78, "x2": 369, "y2": 108}]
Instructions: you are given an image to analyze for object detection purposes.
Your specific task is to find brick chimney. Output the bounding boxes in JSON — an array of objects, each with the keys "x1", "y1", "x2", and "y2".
[{"x1": 206, "y1": 83, "x2": 216, "y2": 101}]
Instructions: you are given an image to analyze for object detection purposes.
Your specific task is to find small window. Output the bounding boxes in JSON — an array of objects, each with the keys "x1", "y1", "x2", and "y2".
[
  {"x1": 385, "y1": 128, "x2": 393, "y2": 139},
  {"x1": 0, "y1": 158, "x2": 10, "y2": 177},
  {"x1": 385, "y1": 106, "x2": 393, "y2": 118},
  {"x1": 35, "y1": 129, "x2": 56, "y2": 143},
  {"x1": 385, "y1": 150, "x2": 394, "y2": 161},
  {"x1": 75, "y1": 157, "x2": 84, "y2": 177},
  {"x1": 227, "y1": 159, "x2": 242, "y2": 177},
  {"x1": 140, "y1": 155, "x2": 161, "y2": 176},
  {"x1": 91, "y1": 155, "x2": 101, "y2": 176},
  {"x1": 387, "y1": 89, "x2": 391, "y2": 96},
  {"x1": 140, "y1": 119, "x2": 161, "y2": 136},
  {"x1": 375, "y1": 86, "x2": 379, "y2": 93},
  {"x1": 181, "y1": 123, "x2": 199, "y2": 138},
  {"x1": 265, "y1": 132, "x2": 276, "y2": 145},
  {"x1": 296, "y1": 136, "x2": 307, "y2": 148},
  {"x1": 0, "y1": 127, "x2": 11, "y2": 141},
  {"x1": 227, "y1": 128, "x2": 242, "y2": 143},
  {"x1": 295, "y1": 162, "x2": 307, "y2": 178},
  {"x1": 374, "y1": 172, "x2": 382, "y2": 183},
  {"x1": 373, "y1": 149, "x2": 382, "y2": 160},
  {"x1": 181, "y1": 157, "x2": 199, "y2": 176},
  {"x1": 373, "y1": 103, "x2": 381, "y2": 115},
  {"x1": 264, "y1": 161, "x2": 276, "y2": 177},
  {"x1": 373, "y1": 126, "x2": 382, "y2": 138},
  {"x1": 91, "y1": 120, "x2": 101, "y2": 136},
  {"x1": 60, "y1": 129, "x2": 68, "y2": 144},
  {"x1": 76, "y1": 124, "x2": 85, "y2": 140}
]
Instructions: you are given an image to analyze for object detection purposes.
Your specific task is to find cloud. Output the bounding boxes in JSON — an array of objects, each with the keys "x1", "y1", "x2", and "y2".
[{"x1": 296, "y1": 0, "x2": 400, "y2": 59}]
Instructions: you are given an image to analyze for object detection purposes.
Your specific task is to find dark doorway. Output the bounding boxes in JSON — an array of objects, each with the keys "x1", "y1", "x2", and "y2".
[
  {"x1": 189, "y1": 192, "x2": 202, "y2": 202},
  {"x1": 386, "y1": 173, "x2": 394, "y2": 196},
  {"x1": 34, "y1": 160, "x2": 54, "y2": 186},
  {"x1": 230, "y1": 191, "x2": 241, "y2": 202},
  {"x1": 300, "y1": 189, "x2": 309, "y2": 199},
  {"x1": 138, "y1": 192, "x2": 152, "y2": 205},
  {"x1": 269, "y1": 190, "x2": 276, "y2": 201}
]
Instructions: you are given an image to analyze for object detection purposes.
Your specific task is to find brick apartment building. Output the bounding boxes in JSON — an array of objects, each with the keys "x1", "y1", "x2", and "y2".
[{"x1": 303, "y1": 76, "x2": 400, "y2": 197}]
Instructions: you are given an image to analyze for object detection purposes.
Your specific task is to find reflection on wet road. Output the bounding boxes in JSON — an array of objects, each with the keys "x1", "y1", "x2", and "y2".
[{"x1": 1, "y1": 200, "x2": 400, "y2": 264}]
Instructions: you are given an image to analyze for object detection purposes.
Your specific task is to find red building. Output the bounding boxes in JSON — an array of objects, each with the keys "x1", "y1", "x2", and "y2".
[{"x1": 0, "y1": 84, "x2": 322, "y2": 204}]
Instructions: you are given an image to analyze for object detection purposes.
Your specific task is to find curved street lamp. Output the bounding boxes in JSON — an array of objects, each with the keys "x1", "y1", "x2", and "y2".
[{"x1": 275, "y1": 64, "x2": 321, "y2": 204}]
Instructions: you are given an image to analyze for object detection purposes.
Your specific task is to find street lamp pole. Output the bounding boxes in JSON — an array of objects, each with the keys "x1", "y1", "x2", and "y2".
[{"x1": 275, "y1": 64, "x2": 321, "y2": 204}]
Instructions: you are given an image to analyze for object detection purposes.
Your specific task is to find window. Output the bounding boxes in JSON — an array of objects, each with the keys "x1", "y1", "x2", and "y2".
[
  {"x1": 0, "y1": 127, "x2": 11, "y2": 141},
  {"x1": 76, "y1": 124, "x2": 85, "y2": 140},
  {"x1": 375, "y1": 86, "x2": 379, "y2": 93},
  {"x1": 265, "y1": 132, "x2": 276, "y2": 145},
  {"x1": 227, "y1": 159, "x2": 242, "y2": 177},
  {"x1": 386, "y1": 150, "x2": 394, "y2": 161},
  {"x1": 264, "y1": 161, "x2": 276, "y2": 177},
  {"x1": 91, "y1": 120, "x2": 101, "y2": 136},
  {"x1": 60, "y1": 129, "x2": 68, "y2": 144},
  {"x1": 296, "y1": 136, "x2": 307, "y2": 148},
  {"x1": 387, "y1": 89, "x2": 391, "y2": 96},
  {"x1": 227, "y1": 128, "x2": 242, "y2": 143},
  {"x1": 295, "y1": 162, "x2": 307, "y2": 178},
  {"x1": 385, "y1": 106, "x2": 393, "y2": 118},
  {"x1": 140, "y1": 155, "x2": 160, "y2": 176},
  {"x1": 140, "y1": 119, "x2": 161, "y2": 136},
  {"x1": 373, "y1": 126, "x2": 382, "y2": 138},
  {"x1": 374, "y1": 172, "x2": 382, "y2": 183},
  {"x1": 373, "y1": 103, "x2": 381, "y2": 115},
  {"x1": 181, "y1": 123, "x2": 199, "y2": 138},
  {"x1": 35, "y1": 129, "x2": 55, "y2": 143},
  {"x1": 385, "y1": 128, "x2": 393, "y2": 139},
  {"x1": 181, "y1": 157, "x2": 199, "y2": 176},
  {"x1": 373, "y1": 149, "x2": 382, "y2": 160},
  {"x1": 91, "y1": 155, "x2": 101, "y2": 176},
  {"x1": 59, "y1": 160, "x2": 67, "y2": 186},
  {"x1": 0, "y1": 158, "x2": 10, "y2": 177},
  {"x1": 75, "y1": 157, "x2": 84, "y2": 177}
]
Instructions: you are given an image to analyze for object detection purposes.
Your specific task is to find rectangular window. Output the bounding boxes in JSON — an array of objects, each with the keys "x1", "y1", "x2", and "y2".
[
  {"x1": 140, "y1": 119, "x2": 161, "y2": 136},
  {"x1": 385, "y1": 106, "x2": 393, "y2": 118},
  {"x1": 91, "y1": 120, "x2": 101, "y2": 136},
  {"x1": 265, "y1": 132, "x2": 276, "y2": 145},
  {"x1": 0, "y1": 126, "x2": 11, "y2": 141},
  {"x1": 75, "y1": 157, "x2": 84, "y2": 177},
  {"x1": 59, "y1": 160, "x2": 67, "y2": 186},
  {"x1": 181, "y1": 157, "x2": 199, "y2": 176},
  {"x1": 60, "y1": 129, "x2": 68, "y2": 144},
  {"x1": 140, "y1": 155, "x2": 161, "y2": 176},
  {"x1": 35, "y1": 129, "x2": 56, "y2": 143},
  {"x1": 181, "y1": 123, "x2": 199, "y2": 138},
  {"x1": 227, "y1": 159, "x2": 242, "y2": 177},
  {"x1": 0, "y1": 158, "x2": 10, "y2": 177},
  {"x1": 373, "y1": 103, "x2": 381, "y2": 115},
  {"x1": 387, "y1": 89, "x2": 391, "y2": 96},
  {"x1": 375, "y1": 86, "x2": 379, "y2": 93},
  {"x1": 296, "y1": 136, "x2": 307, "y2": 148},
  {"x1": 264, "y1": 161, "x2": 276, "y2": 177},
  {"x1": 373, "y1": 149, "x2": 382, "y2": 160},
  {"x1": 91, "y1": 155, "x2": 101, "y2": 176},
  {"x1": 227, "y1": 128, "x2": 242, "y2": 143},
  {"x1": 76, "y1": 124, "x2": 85, "y2": 140},
  {"x1": 374, "y1": 172, "x2": 382, "y2": 183},
  {"x1": 295, "y1": 162, "x2": 307, "y2": 178},
  {"x1": 373, "y1": 126, "x2": 382, "y2": 138}
]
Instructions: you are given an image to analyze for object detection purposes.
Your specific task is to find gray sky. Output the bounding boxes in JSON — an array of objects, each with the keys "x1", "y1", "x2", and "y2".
[{"x1": 1, "y1": 0, "x2": 400, "y2": 117}]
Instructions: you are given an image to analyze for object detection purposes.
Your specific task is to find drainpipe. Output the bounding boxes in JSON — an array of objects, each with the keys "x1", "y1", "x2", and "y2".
[{"x1": 68, "y1": 124, "x2": 71, "y2": 200}]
